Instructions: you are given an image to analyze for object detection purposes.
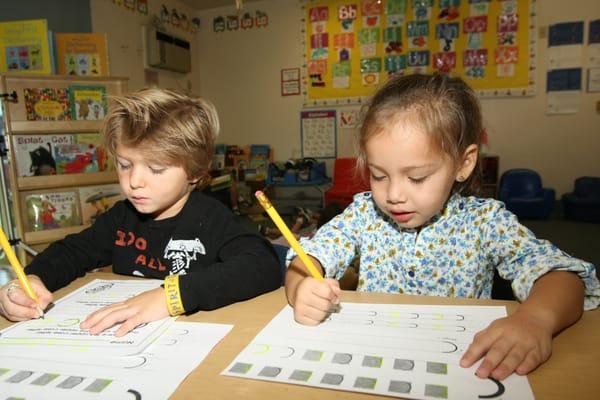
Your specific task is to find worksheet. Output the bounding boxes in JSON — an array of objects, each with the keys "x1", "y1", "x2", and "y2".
[
  {"x1": 222, "y1": 303, "x2": 535, "y2": 400},
  {"x1": 0, "y1": 279, "x2": 174, "y2": 357},
  {"x1": 0, "y1": 321, "x2": 233, "y2": 400}
]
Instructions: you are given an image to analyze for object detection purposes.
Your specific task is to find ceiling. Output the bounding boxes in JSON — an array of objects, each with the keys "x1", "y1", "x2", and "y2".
[{"x1": 178, "y1": 0, "x2": 261, "y2": 11}]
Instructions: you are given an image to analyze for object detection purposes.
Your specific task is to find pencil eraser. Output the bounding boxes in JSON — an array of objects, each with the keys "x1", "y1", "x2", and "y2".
[{"x1": 255, "y1": 190, "x2": 263, "y2": 197}]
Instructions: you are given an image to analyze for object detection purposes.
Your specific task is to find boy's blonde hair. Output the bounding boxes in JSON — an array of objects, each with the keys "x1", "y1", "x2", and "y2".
[
  {"x1": 102, "y1": 88, "x2": 219, "y2": 189},
  {"x1": 357, "y1": 74, "x2": 482, "y2": 196}
]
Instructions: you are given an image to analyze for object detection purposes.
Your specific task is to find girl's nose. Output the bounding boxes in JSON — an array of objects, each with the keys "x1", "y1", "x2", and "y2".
[{"x1": 386, "y1": 179, "x2": 407, "y2": 204}]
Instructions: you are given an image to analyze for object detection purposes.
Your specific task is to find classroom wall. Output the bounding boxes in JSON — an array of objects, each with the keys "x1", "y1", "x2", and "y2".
[
  {"x1": 196, "y1": 0, "x2": 600, "y2": 196},
  {"x1": 0, "y1": 1, "x2": 92, "y2": 32},
  {"x1": 89, "y1": 0, "x2": 201, "y2": 95}
]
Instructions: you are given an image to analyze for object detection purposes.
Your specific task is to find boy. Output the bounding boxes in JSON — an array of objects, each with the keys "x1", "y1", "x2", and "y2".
[{"x1": 0, "y1": 89, "x2": 281, "y2": 336}]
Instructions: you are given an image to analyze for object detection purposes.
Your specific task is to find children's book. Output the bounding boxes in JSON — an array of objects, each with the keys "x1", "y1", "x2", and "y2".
[
  {"x1": 69, "y1": 85, "x2": 107, "y2": 120},
  {"x1": 73, "y1": 133, "x2": 114, "y2": 172},
  {"x1": 0, "y1": 19, "x2": 52, "y2": 74},
  {"x1": 54, "y1": 33, "x2": 109, "y2": 76},
  {"x1": 53, "y1": 143, "x2": 99, "y2": 174},
  {"x1": 78, "y1": 184, "x2": 124, "y2": 225},
  {"x1": 23, "y1": 87, "x2": 71, "y2": 121},
  {"x1": 12, "y1": 134, "x2": 73, "y2": 177},
  {"x1": 25, "y1": 190, "x2": 81, "y2": 231}
]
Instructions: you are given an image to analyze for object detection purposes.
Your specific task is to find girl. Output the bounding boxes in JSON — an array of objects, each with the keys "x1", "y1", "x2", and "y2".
[{"x1": 285, "y1": 74, "x2": 599, "y2": 381}]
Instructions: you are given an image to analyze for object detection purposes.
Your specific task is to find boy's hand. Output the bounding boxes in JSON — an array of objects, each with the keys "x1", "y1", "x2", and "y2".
[
  {"x1": 292, "y1": 277, "x2": 341, "y2": 325},
  {"x1": 80, "y1": 287, "x2": 169, "y2": 337},
  {"x1": 0, "y1": 275, "x2": 52, "y2": 321},
  {"x1": 460, "y1": 309, "x2": 553, "y2": 380}
]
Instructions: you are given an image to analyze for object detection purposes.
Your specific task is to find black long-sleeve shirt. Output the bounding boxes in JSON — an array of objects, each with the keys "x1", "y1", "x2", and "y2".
[{"x1": 25, "y1": 190, "x2": 281, "y2": 312}]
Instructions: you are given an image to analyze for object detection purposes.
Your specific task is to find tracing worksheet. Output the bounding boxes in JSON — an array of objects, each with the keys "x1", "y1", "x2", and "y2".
[
  {"x1": 0, "y1": 321, "x2": 233, "y2": 400},
  {"x1": 0, "y1": 279, "x2": 174, "y2": 357},
  {"x1": 223, "y1": 303, "x2": 535, "y2": 400}
]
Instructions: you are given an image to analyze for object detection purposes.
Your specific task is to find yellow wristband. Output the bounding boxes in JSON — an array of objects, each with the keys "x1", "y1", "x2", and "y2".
[{"x1": 164, "y1": 275, "x2": 185, "y2": 316}]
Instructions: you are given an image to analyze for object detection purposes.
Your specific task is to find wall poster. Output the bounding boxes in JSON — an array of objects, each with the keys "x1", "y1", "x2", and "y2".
[
  {"x1": 301, "y1": 0, "x2": 536, "y2": 106},
  {"x1": 301, "y1": 110, "x2": 337, "y2": 158}
]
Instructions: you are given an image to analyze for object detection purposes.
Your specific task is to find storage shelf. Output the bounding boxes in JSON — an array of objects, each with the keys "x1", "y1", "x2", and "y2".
[
  {"x1": 10, "y1": 120, "x2": 103, "y2": 134},
  {"x1": 17, "y1": 171, "x2": 118, "y2": 191},
  {"x1": 24, "y1": 224, "x2": 90, "y2": 245}
]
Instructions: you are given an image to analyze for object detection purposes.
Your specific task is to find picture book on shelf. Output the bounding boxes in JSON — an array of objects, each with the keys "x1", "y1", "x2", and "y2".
[
  {"x1": 55, "y1": 33, "x2": 109, "y2": 76},
  {"x1": 53, "y1": 143, "x2": 99, "y2": 174},
  {"x1": 78, "y1": 184, "x2": 124, "y2": 225},
  {"x1": 74, "y1": 133, "x2": 114, "y2": 172},
  {"x1": 13, "y1": 134, "x2": 72, "y2": 177},
  {"x1": 23, "y1": 87, "x2": 71, "y2": 121},
  {"x1": 25, "y1": 191, "x2": 81, "y2": 232},
  {"x1": 69, "y1": 85, "x2": 107, "y2": 120},
  {"x1": 0, "y1": 19, "x2": 52, "y2": 74}
]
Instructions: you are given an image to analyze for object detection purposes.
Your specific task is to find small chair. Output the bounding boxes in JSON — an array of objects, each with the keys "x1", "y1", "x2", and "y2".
[
  {"x1": 324, "y1": 158, "x2": 370, "y2": 208},
  {"x1": 562, "y1": 177, "x2": 600, "y2": 223},
  {"x1": 498, "y1": 169, "x2": 555, "y2": 219}
]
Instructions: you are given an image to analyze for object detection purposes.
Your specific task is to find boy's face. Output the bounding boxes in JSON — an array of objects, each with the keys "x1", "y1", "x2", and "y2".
[
  {"x1": 115, "y1": 144, "x2": 194, "y2": 220},
  {"x1": 366, "y1": 121, "x2": 461, "y2": 229}
]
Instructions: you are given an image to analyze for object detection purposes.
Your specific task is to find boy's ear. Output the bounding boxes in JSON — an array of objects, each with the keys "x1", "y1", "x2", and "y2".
[{"x1": 455, "y1": 144, "x2": 478, "y2": 182}]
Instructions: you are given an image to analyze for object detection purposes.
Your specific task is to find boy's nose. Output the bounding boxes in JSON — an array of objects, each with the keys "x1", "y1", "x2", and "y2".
[{"x1": 128, "y1": 166, "x2": 145, "y2": 188}]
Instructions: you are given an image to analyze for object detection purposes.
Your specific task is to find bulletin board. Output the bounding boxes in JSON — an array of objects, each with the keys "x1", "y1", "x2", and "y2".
[{"x1": 302, "y1": 0, "x2": 536, "y2": 106}]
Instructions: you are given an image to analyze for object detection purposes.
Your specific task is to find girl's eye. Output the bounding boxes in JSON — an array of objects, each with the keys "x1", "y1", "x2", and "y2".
[
  {"x1": 409, "y1": 176, "x2": 427, "y2": 184},
  {"x1": 370, "y1": 173, "x2": 386, "y2": 182}
]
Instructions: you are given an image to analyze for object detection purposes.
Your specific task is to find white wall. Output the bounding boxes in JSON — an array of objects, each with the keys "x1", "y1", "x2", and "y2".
[
  {"x1": 91, "y1": 0, "x2": 600, "y2": 196},
  {"x1": 196, "y1": 0, "x2": 600, "y2": 196},
  {"x1": 90, "y1": 0, "x2": 200, "y2": 94}
]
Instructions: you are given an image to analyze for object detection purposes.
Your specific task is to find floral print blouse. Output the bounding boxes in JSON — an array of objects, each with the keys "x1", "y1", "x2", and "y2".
[{"x1": 288, "y1": 192, "x2": 599, "y2": 310}]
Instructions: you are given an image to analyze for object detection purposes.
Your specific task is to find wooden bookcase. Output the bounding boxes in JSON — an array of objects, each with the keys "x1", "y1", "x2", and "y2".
[{"x1": 0, "y1": 74, "x2": 128, "y2": 254}]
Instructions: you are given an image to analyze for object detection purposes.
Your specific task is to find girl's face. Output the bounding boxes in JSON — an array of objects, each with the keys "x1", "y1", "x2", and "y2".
[
  {"x1": 366, "y1": 120, "x2": 474, "y2": 229},
  {"x1": 115, "y1": 143, "x2": 196, "y2": 220}
]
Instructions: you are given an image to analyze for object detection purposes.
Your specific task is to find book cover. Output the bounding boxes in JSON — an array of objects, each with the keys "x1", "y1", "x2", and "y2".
[
  {"x1": 55, "y1": 33, "x2": 109, "y2": 76},
  {"x1": 78, "y1": 184, "x2": 124, "y2": 225},
  {"x1": 12, "y1": 134, "x2": 73, "y2": 177},
  {"x1": 53, "y1": 143, "x2": 99, "y2": 174},
  {"x1": 25, "y1": 190, "x2": 81, "y2": 231},
  {"x1": 23, "y1": 87, "x2": 71, "y2": 121},
  {"x1": 69, "y1": 85, "x2": 107, "y2": 120},
  {"x1": 74, "y1": 133, "x2": 114, "y2": 172},
  {"x1": 0, "y1": 19, "x2": 52, "y2": 74}
]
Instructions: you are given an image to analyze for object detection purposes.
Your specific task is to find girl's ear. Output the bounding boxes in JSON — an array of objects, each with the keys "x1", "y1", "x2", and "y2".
[{"x1": 455, "y1": 144, "x2": 478, "y2": 182}]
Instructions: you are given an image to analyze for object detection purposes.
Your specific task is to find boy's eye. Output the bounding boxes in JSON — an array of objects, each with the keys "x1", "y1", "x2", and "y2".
[
  {"x1": 409, "y1": 176, "x2": 427, "y2": 184},
  {"x1": 149, "y1": 166, "x2": 167, "y2": 175}
]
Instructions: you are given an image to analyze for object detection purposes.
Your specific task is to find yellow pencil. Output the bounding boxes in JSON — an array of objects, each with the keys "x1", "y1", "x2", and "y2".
[
  {"x1": 255, "y1": 191, "x2": 324, "y2": 281},
  {"x1": 0, "y1": 227, "x2": 44, "y2": 318}
]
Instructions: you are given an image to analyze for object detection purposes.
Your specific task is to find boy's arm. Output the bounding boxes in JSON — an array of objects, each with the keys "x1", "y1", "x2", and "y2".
[{"x1": 24, "y1": 204, "x2": 119, "y2": 291}]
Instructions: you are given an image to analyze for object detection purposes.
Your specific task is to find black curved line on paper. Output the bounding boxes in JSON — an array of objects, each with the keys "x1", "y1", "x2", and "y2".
[
  {"x1": 456, "y1": 314, "x2": 465, "y2": 321},
  {"x1": 456, "y1": 325, "x2": 466, "y2": 332},
  {"x1": 478, "y1": 377, "x2": 506, "y2": 399},
  {"x1": 440, "y1": 340, "x2": 459, "y2": 353},
  {"x1": 124, "y1": 356, "x2": 148, "y2": 369},
  {"x1": 282, "y1": 346, "x2": 295, "y2": 358},
  {"x1": 127, "y1": 389, "x2": 142, "y2": 400}
]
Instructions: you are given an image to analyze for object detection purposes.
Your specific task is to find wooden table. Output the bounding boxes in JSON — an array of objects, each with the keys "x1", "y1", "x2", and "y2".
[{"x1": 2, "y1": 272, "x2": 598, "y2": 399}]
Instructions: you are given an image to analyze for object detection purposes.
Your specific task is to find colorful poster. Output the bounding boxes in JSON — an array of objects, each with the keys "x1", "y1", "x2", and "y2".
[
  {"x1": 0, "y1": 19, "x2": 52, "y2": 74},
  {"x1": 303, "y1": 0, "x2": 535, "y2": 105}
]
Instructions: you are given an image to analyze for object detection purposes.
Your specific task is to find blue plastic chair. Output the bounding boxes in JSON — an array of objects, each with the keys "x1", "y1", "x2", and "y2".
[
  {"x1": 562, "y1": 177, "x2": 600, "y2": 223},
  {"x1": 498, "y1": 169, "x2": 555, "y2": 219}
]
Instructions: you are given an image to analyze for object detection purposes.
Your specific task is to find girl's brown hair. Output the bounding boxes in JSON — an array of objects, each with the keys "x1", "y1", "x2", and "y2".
[
  {"x1": 357, "y1": 73, "x2": 483, "y2": 196},
  {"x1": 102, "y1": 88, "x2": 220, "y2": 189}
]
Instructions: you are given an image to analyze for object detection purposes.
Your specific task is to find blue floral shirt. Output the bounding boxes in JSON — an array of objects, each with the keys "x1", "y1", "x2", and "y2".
[{"x1": 288, "y1": 192, "x2": 599, "y2": 310}]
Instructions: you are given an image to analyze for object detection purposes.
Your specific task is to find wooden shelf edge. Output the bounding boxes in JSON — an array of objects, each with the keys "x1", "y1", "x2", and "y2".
[
  {"x1": 10, "y1": 120, "x2": 103, "y2": 133},
  {"x1": 2, "y1": 73, "x2": 129, "y2": 82},
  {"x1": 18, "y1": 171, "x2": 119, "y2": 191},
  {"x1": 24, "y1": 224, "x2": 90, "y2": 245}
]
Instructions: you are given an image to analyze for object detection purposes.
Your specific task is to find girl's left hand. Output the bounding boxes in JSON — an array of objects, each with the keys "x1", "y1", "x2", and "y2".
[
  {"x1": 80, "y1": 287, "x2": 170, "y2": 337},
  {"x1": 459, "y1": 310, "x2": 553, "y2": 380}
]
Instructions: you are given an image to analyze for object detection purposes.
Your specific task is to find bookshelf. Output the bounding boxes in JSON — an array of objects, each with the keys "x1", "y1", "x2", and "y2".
[{"x1": 0, "y1": 74, "x2": 128, "y2": 253}]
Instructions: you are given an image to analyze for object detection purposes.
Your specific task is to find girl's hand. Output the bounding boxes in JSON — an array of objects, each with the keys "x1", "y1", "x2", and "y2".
[
  {"x1": 292, "y1": 277, "x2": 340, "y2": 325},
  {"x1": 460, "y1": 310, "x2": 553, "y2": 380},
  {"x1": 0, "y1": 275, "x2": 52, "y2": 321},
  {"x1": 80, "y1": 287, "x2": 169, "y2": 337}
]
